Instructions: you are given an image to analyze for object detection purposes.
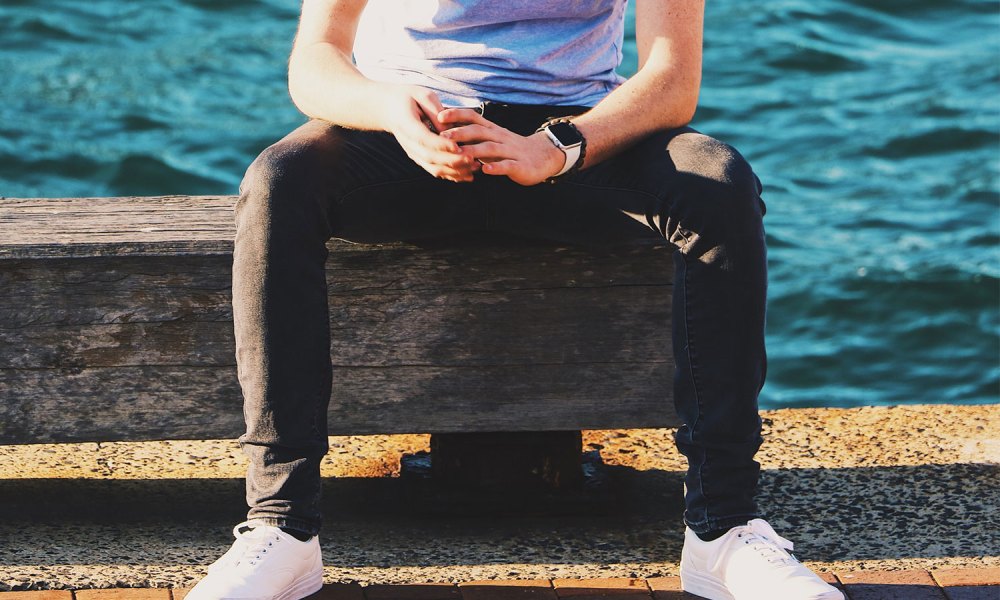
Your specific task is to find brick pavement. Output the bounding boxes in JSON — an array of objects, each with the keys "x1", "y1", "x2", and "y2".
[{"x1": 1, "y1": 570, "x2": 998, "y2": 600}]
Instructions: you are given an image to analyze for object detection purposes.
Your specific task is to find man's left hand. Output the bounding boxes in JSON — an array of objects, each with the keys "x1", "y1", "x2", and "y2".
[{"x1": 438, "y1": 108, "x2": 565, "y2": 186}]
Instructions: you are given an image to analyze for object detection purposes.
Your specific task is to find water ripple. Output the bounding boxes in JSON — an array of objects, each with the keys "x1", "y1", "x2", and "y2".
[{"x1": 1, "y1": 0, "x2": 997, "y2": 408}]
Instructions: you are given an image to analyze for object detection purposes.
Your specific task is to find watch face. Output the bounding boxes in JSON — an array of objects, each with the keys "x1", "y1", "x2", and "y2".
[{"x1": 547, "y1": 122, "x2": 582, "y2": 146}]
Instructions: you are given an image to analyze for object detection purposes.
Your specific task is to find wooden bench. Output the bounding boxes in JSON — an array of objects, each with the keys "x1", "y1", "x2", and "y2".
[{"x1": 0, "y1": 195, "x2": 677, "y2": 487}]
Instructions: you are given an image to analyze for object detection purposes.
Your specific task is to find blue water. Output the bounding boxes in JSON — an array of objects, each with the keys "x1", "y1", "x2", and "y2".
[{"x1": 1, "y1": 0, "x2": 997, "y2": 409}]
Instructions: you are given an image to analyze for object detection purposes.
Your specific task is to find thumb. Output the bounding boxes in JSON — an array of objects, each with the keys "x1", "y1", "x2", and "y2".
[
  {"x1": 413, "y1": 90, "x2": 447, "y2": 133},
  {"x1": 481, "y1": 159, "x2": 523, "y2": 179}
]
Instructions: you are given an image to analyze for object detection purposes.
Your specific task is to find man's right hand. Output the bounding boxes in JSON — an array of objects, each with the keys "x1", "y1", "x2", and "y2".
[
  {"x1": 381, "y1": 86, "x2": 480, "y2": 183},
  {"x1": 288, "y1": 1, "x2": 477, "y2": 182}
]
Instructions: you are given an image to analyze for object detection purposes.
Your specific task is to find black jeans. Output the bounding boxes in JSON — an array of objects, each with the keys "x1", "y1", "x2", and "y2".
[{"x1": 233, "y1": 103, "x2": 767, "y2": 536}]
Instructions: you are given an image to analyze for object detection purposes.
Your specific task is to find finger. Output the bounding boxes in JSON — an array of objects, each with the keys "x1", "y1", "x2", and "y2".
[
  {"x1": 438, "y1": 107, "x2": 491, "y2": 128},
  {"x1": 400, "y1": 117, "x2": 462, "y2": 154},
  {"x1": 404, "y1": 140, "x2": 478, "y2": 171},
  {"x1": 433, "y1": 149, "x2": 479, "y2": 171},
  {"x1": 410, "y1": 147, "x2": 476, "y2": 174},
  {"x1": 440, "y1": 124, "x2": 504, "y2": 145},
  {"x1": 459, "y1": 141, "x2": 507, "y2": 161},
  {"x1": 421, "y1": 161, "x2": 477, "y2": 183}
]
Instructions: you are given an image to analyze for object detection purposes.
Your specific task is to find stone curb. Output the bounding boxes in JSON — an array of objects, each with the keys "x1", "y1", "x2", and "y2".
[{"x1": 1, "y1": 570, "x2": 998, "y2": 600}]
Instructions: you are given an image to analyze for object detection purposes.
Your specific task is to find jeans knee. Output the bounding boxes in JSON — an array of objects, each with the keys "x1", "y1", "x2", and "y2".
[
  {"x1": 668, "y1": 133, "x2": 764, "y2": 234},
  {"x1": 236, "y1": 140, "x2": 330, "y2": 240}
]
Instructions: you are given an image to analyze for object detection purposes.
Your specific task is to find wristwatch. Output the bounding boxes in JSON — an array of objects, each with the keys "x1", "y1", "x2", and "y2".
[{"x1": 536, "y1": 118, "x2": 587, "y2": 183}]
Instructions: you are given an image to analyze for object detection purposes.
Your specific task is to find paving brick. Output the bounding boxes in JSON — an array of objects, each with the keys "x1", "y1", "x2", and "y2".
[
  {"x1": 309, "y1": 584, "x2": 366, "y2": 600},
  {"x1": 552, "y1": 578, "x2": 649, "y2": 597},
  {"x1": 837, "y1": 569, "x2": 946, "y2": 600},
  {"x1": 839, "y1": 570, "x2": 940, "y2": 586},
  {"x1": 647, "y1": 573, "x2": 843, "y2": 598},
  {"x1": 365, "y1": 583, "x2": 462, "y2": 600},
  {"x1": 644, "y1": 576, "x2": 701, "y2": 599},
  {"x1": 941, "y1": 587, "x2": 1000, "y2": 600},
  {"x1": 644, "y1": 578, "x2": 682, "y2": 593},
  {"x1": 547, "y1": 596, "x2": 649, "y2": 600},
  {"x1": 76, "y1": 591, "x2": 171, "y2": 600},
  {"x1": 838, "y1": 584, "x2": 946, "y2": 599},
  {"x1": 647, "y1": 592, "x2": 700, "y2": 600},
  {"x1": 934, "y1": 569, "x2": 1000, "y2": 588},
  {"x1": 818, "y1": 572, "x2": 843, "y2": 588},
  {"x1": 459, "y1": 580, "x2": 557, "y2": 600},
  {"x1": 0, "y1": 593, "x2": 74, "y2": 600}
]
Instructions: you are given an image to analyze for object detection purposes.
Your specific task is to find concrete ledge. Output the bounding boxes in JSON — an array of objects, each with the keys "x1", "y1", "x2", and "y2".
[
  {"x1": 0, "y1": 404, "x2": 997, "y2": 590},
  {"x1": 1, "y1": 570, "x2": 999, "y2": 599}
]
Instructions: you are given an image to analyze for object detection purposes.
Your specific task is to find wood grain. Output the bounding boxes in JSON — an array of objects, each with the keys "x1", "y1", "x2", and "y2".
[
  {"x1": 0, "y1": 362, "x2": 673, "y2": 443},
  {"x1": 0, "y1": 196, "x2": 678, "y2": 444}
]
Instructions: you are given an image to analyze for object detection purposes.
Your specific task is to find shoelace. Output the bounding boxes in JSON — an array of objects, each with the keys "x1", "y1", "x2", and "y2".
[
  {"x1": 733, "y1": 519, "x2": 798, "y2": 566},
  {"x1": 230, "y1": 521, "x2": 284, "y2": 568}
]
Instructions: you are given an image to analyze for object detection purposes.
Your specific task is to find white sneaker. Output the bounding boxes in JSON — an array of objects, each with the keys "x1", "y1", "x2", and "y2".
[
  {"x1": 680, "y1": 519, "x2": 844, "y2": 600},
  {"x1": 186, "y1": 521, "x2": 324, "y2": 600}
]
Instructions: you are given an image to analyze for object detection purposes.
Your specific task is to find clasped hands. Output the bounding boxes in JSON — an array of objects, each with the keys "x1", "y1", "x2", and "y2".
[{"x1": 386, "y1": 86, "x2": 565, "y2": 186}]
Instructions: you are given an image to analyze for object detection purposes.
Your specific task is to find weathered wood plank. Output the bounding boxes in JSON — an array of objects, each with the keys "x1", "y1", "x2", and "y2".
[
  {"x1": 1, "y1": 245, "x2": 672, "y2": 326},
  {"x1": 2, "y1": 280, "x2": 670, "y2": 368},
  {"x1": 0, "y1": 196, "x2": 236, "y2": 258},
  {"x1": 0, "y1": 196, "x2": 678, "y2": 443},
  {"x1": 0, "y1": 363, "x2": 673, "y2": 443},
  {"x1": 1, "y1": 256, "x2": 235, "y2": 327}
]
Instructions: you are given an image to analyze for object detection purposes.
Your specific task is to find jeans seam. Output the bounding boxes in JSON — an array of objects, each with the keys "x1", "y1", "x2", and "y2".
[
  {"x1": 567, "y1": 177, "x2": 710, "y2": 513},
  {"x1": 337, "y1": 174, "x2": 434, "y2": 205},
  {"x1": 558, "y1": 180, "x2": 660, "y2": 203},
  {"x1": 681, "y1": 250, "x2": 708, "y2": 510},
  {"x1": 559, "y1": 180, "x2": 670, "y2": 242},
  {"x1": 567, "y1": 177, "x2": 713, "y2": 519}
]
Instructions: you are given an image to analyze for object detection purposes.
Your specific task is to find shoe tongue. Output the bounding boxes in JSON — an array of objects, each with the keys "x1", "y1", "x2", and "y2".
[{"x1": 747, "y1": 519, "x2": 794, "y2": 551}]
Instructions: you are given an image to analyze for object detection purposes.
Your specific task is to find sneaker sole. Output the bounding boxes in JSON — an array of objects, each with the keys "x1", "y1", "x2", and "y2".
[
  {"x1": 679, "y1": 561, "x2": 845, "y2": 600},
  {"x1": 679, "y1": 560, "x2": 735, "y2": 600},
  {"x1": 274, "y1": 566, "x2": 324, "y2": 600}
]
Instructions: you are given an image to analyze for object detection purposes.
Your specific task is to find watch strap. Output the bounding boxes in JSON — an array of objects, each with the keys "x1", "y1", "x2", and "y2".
[
  {"x1": 536, "y1": 118, "x2": 587, "y2": 184},
  {"x1": 544, "y1": 128, "x2": 582, "y2": 177}
]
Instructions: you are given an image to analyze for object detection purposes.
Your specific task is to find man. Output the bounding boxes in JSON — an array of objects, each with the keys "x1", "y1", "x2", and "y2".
[{"x1": 187, "y1": 1, "x2": 843, "y2": 599}]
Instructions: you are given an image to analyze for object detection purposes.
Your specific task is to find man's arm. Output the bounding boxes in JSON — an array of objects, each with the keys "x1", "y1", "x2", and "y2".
[
  {"x1": 288, "y1": 0, "x2": 477, "y2": 181},
  {"x1": 570, "y1": 0, "x2": 703, "y2": 167},
  {"x1": 438, "y1": 0, "x2": 704, "y2": 185}
]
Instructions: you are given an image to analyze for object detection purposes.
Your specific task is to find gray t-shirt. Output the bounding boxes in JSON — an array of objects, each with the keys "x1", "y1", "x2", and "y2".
[{"x1": 354, "y1": 0, "x2": 627, "y2": 107}]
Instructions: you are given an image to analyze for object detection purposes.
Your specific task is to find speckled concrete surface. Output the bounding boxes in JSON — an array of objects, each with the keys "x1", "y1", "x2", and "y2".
[{"x1": 1, "y1": 404, "x2": 997, "y2": 591}]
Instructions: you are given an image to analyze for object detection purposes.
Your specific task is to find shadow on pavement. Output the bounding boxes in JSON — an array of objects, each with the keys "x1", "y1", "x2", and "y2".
[{"x1": 0, "y1": 462, "x2": 996, "y2": 568}]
